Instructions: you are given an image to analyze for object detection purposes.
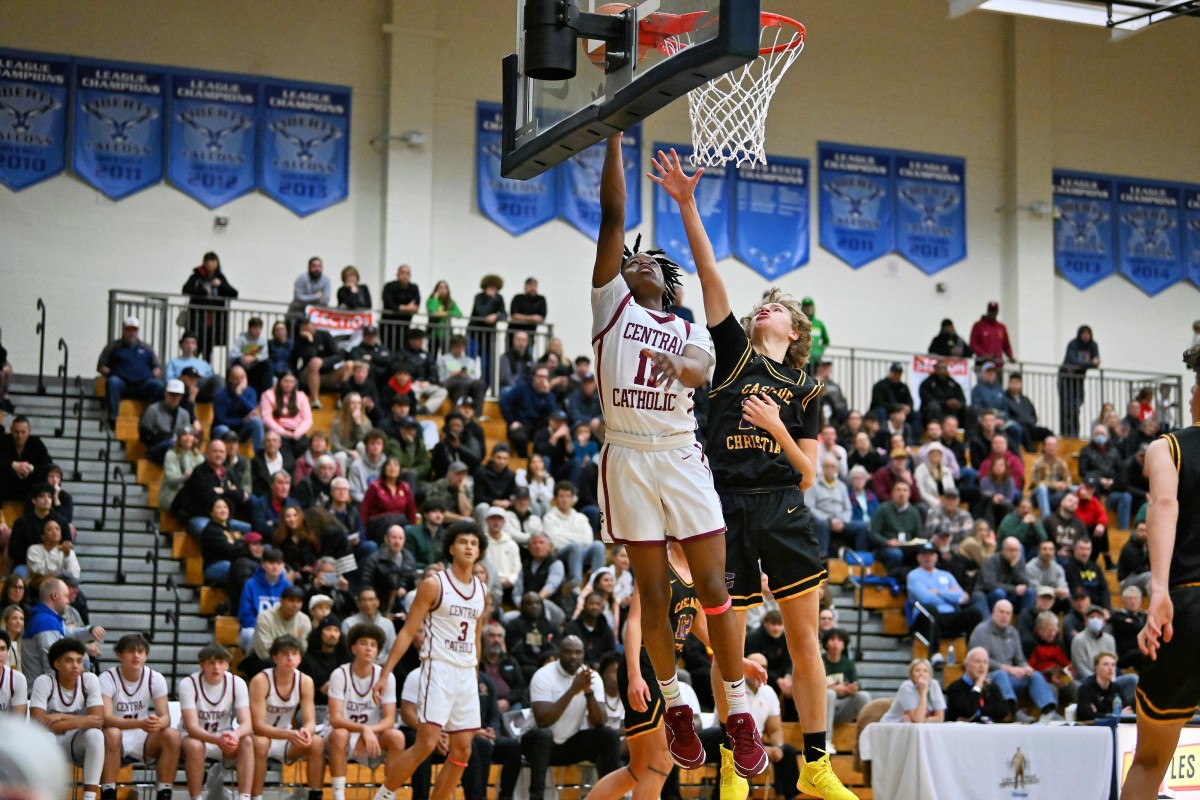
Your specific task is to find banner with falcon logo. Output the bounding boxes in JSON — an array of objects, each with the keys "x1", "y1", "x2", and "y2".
[
  {"x1": 1116, "y1": 178, "x2": 1184, "y2": 296},
  {"x1": 1184, "y1": 185, "x2": 1200, "y2": 290},
  {"x1": 168, "y1": 69, "x2": 259, "y2": 208},
  {"x1": 651, "y1": 141, "x2": 730, "y2": 273},
  {"x1": 1053, "y1": 170, "x2": 1117, "y2": 290},
  {"x1": 818, "y1": 143, "x2": 894, "y2": 268},
  {"x1": 259, "y1": 78, "x2": 350, "y2": 217},
  {"x1": 0, "y1": 49, "x2": 70, "y2": 191},
  {"x1": 731, "y1": 155, "x2": 810, "y2": 279},
  {"x1": 72, "y1": 58, "x2": 167, "y2": 200},
  {"x1": 476, "y1": 102, "x2": 558, "y2": 235},
  {"x1": 894, "y1": 151, "x2": 966, "y2": 274}
]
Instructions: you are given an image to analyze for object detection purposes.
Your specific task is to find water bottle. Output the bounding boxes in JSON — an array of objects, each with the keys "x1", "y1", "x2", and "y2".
[
  {"x1": 1112, "y1": 695, "x2": 1122, "y2": 718},
  {"x1": 946, "y1": 647, "x2": 956, "y2": 667}
]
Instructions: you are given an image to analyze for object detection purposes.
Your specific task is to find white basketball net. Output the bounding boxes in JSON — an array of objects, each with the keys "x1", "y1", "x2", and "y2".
[{"x1": 663, "y1": 17, "x2": 804, "y2": 167}]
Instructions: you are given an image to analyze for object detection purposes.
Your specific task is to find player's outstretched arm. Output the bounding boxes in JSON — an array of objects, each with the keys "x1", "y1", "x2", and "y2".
[
  {"x1": 593, "y1": 134, "x2": 626, "y2": 289},
  {"x1": 1140, "y1": 438, "x2": 1180, "y2": 660},
  {"x1": 375, "y1": 575, "x2": 440, "y2": 691},
  {"x1": 647, "y1": 147, "x2": 730, "y2": 324},
  {"x1": 622, "y1": 587, "x2": 651, "y2": 713}
]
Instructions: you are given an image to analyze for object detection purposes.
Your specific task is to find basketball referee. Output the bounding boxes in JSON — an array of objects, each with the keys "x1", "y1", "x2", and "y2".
[{"x1": 1120, "y1": 345, "x2": 1200, "y2": 800}]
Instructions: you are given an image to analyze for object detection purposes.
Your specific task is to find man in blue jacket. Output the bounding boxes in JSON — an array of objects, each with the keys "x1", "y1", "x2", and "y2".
[
  {"x1": 21, "y1": 577, "x2": 105, "y2": 679},
  {"x1": 499, "y1": 365, "x2": 557, "y2": 458},
  {"x1": 971, "y1": 362, "x2": 1022, "y2": 452},
  {"x1": 237, "y1": 549, "x2": 291, "y2": 653},
  {"x1": 906, "y1": 543, "x2": 985, "y2": 667},
  {"x1": 211, "y1": 364, "x2": 264, "y2": 453},
  {"x1": 96, "y1": 316, "x2": 165, "y2": 426}
]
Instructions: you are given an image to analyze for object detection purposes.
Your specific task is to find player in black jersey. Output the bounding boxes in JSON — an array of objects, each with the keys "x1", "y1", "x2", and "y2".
[
  {"x1": 587, "y1": 542, "x2": 767, "y2": 800},
  {"x1": 650, "y1": 149, "x2": 856, "y2": 800},
  {"x1": 1121, "y1": 346, "x2": 1200, "y2": 800}
]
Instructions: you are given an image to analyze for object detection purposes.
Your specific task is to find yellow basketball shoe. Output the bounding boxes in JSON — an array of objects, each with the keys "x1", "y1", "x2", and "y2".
[
  {"x1": 719, "y1": 745, "x2": 749, "y2": 800},
  {"x1": 797, "y1": 752, "x2": 858, "y2": 800}
]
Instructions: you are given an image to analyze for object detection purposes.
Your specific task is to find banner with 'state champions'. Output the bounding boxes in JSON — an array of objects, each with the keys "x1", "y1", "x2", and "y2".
[
  {"x1": 1182, "y1": 185, "x2": 1200, "y2": 290},
  {"x1": 168, "y1": 69, "x2": 259, "y2": 209},
  {"x1": 558, "y1": 126, "x2": 640, "y2": 239},
  {"x1": 818, "y1": 143, "x2": 894, "y2": 268},
  {"x1": 260, "y1": 79, "x2": 350, "y2": 217},
  {"x1": 0, "y1": 49, "x2": 70, "y2": 191},
  {"x1": 894, "y1": 152, "x2": 966, "y2": 274},
  {"x1": 652, "y1": 142, "x2": 730, "y2": 273},
  {"x1": 476, "y1": 102, "x2": 557, "y2": 235},
  {"x1": 1053, "y1": 171, "x2": 1117, "y2": 290},
  {"x1": 1116, "y1": 178, "x2": 1184, "y2": 296},
  {"x1": 73, "y1": 58, "x2": 167, "y2": 200},
  {"x1": 731, "y1": 155, "x2": 809, "y2": 279}
]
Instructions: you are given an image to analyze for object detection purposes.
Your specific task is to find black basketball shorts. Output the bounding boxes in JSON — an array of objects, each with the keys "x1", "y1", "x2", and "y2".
[
  {"x1": 1136, "y1": 584, "x2": 1200, "y2": 722},
  {"x1": 720, "y1": 485, "x2": 826, "y2": 610}
]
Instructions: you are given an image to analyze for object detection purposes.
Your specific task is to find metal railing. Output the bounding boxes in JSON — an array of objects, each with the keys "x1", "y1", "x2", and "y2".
[
  {"x1": 821, "y1": 344, "x2": 1184, "y2": 438},
  {"x1": 111, "y1": 466, "x2": 129, "y2": 583},
  {"x1": 34, "y1": 298, "x2": 47, "y2": 394},
  {"x1": 144, "y1": 521, "x2": 161, "y2": 642},
  {"x1": 163, "y1": 576, "x2": 184, "y2": 685},
  {"x1": 107, "y1": 289, "x2": 555, "y2": 398}
]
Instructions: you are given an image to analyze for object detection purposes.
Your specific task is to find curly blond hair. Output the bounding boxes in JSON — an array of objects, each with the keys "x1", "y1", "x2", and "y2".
[{"x1": 739, "y1": 288, "x2": 812, "y2": 369}]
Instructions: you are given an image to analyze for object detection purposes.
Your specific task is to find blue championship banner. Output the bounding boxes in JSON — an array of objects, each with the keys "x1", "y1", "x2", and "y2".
[
  {"x1": 72, "y1": 58, "x2": 167, "y2": 200},
  {"x1": 260, "y1": 79, "x2": 350, "y2": 217},
  {"x1": 168, "y1": 69, "x2": 259, "y2": 208},
  {"x1": 476, "y1": 102, "x2": 557, "y2": 235},
  {"x1": 894, "y1": 151, "x2": 966, "y2": 274},
  {"x1": 731, "y1": 155, "x2": 809, "y2": 279},
  {"x1": 1183, "y1": 186, "x2": 1200, "y2": 290},
  {"x1": 559, "y1": 126, "x2": 641, "y2": 239},
  {"x1": 1053, "y1": 171, "x2": 1117, "y2": 290},
  {"x1": 818, "y1": 143, "x2": 894, "y2": 268},
  {"x1": 652, "y1": 142, "x2": 730, "y2": 273},
  {"x1": 1116, "y1": 178, "x2": 1184, "y2": 296},
  {"x1": 0, "y1": 49, "x2": 69, "y2": 191}
]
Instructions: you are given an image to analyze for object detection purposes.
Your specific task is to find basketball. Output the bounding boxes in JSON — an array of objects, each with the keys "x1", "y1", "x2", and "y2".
[{"x1": 585, "y1": 3, "x2": 652, "y2": 69}]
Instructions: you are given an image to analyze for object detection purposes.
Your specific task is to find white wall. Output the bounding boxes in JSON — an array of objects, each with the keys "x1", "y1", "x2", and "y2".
[{"x1": 1, "y1": 0, "x2": 1195, "y2": 386}]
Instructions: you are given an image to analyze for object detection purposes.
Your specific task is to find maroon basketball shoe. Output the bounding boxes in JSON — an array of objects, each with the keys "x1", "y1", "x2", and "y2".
[
  {"x1": 663, "y1": 705, "x2": 706, "y2": 769},
  {"x1": 725, "y1": 712, "x2": 769, "y2": 777}
]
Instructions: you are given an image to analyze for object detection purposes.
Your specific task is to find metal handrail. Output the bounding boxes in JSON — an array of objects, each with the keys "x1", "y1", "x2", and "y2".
[
  {"x1": 94, "y1": 420, "x2": 114, "y2": 530},
  {"x1": 844, "y1": 549, "x2": 870, "y2": 662},
  {"x1": 69, "y1": 379, "x2": 85, "y2": 482},
  {"x1": 111, "y1": 466, "x2": 128, "y2": 584},
  {"x1": 910, "y1": 601, "x2": 935, "y2": 650},
  {"x1": 164, "y1": 576, "x2": 183, "y2": 685},
  {"x1": 55, "y1": 339, "x2": 69, "y2": 436},
  {"x1": 144, "y1": 520, "x2": 161, "y2": 641},
  {"x1": 35, "y1": 298, "x2": 47, "y2": 395}
]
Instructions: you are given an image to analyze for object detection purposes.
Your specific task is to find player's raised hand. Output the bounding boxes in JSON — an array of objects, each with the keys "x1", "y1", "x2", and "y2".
[
  {"x1": 627, "y1": 671, "x2": 651, "y2": 714},
  {"x1": 641, "y1": 348, "x2": 684, "y2": 391},
  {"x1": 647, "y1": 148, "x2": 703, "y2": 204},
  {"x1": 1139, "y1": 589, "x2": 1174, "y2": 660}
]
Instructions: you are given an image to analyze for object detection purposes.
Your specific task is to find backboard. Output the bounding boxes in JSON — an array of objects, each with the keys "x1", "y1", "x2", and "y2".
[{"x1": 501, "y1": 0, "x2": 761, "y2": 180}]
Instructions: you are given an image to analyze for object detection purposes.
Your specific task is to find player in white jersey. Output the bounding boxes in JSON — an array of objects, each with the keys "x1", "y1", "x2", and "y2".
[
  {"x1": 250, "y1": 635, "x2": 325, "y2": 800},
  {"x1": 29, "y1": 639, "x2": 106, "y2": 800},
  {"x1": 327, "y1": 623, "x2": 405, "y2": 800},
  {"x1": 178, "y1": 643, "x2": 253, "y2": 800},
  {"x1": 590, "y1": 134, "x2": 767, "y2": 776},
  {"x1": 0, "y1": 630, "x2": 28, "y2": 716},
  {"x1": 371, "y1": 521, "x2": 487, "y2": 800},
  {"x1": 99, "y1": 634, "x2": 178, "y2": 800}
]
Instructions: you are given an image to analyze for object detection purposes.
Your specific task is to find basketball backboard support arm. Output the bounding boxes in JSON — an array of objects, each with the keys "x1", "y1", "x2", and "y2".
[{"x1": 501, "y1": 0, "x2": 761, "y2": 180}]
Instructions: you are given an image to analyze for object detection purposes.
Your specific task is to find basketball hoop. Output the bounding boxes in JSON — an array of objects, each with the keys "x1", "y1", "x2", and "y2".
[{"x1": 659, "y1": 12, "x2": 805, "y2": 168}]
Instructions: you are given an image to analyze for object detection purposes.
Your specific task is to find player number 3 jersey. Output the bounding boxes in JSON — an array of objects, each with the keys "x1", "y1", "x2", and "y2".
[
  {"x1": 421, "y1": 570, "x2": 486, "y2": 668},
  {"x1": 592, "y1": 274, "x2": 713, "y2": 439}
]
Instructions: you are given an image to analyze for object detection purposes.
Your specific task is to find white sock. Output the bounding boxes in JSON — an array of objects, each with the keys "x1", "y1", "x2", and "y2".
[
  {"x1": 332, "y1": 777, "x2": 347, "y2": 800},
  {"x1": 373, "y1": 788, "x2": 396, "y2": 800},
  {"x1": 253, "y1": 795, "x2": 264, "y2": 800},
  {"x1": 193, "y1": 795, "x2": 203, "y2": 800},
  {"x1": 724, "y1": 678, "x2": 749, "y2": 715},
  {"x1": 239, "y1": 794, "x2": 251, "y2": 800},
  {"x1": 659, "y1": 674, "x2": 684, "y2": 708},
  {"x1": 84, "y1": 793, "x2": 97, "y2": 800}
]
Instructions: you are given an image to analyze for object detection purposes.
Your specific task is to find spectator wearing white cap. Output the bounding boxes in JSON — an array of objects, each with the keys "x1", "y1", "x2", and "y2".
[
  {"x1": 96, "y1": 316, "x2": 164, "y2": 425},
  {"x1": 138, "y1": 379, "x2": 201, "y2": 464},
  {"x1": 483, "y1": 506, "x2": 521, "y2": 609}
]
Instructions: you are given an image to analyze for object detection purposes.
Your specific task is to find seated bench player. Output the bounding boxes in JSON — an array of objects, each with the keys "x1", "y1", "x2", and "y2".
[
  {"x1": 0, "y1": 630, "x2": 28, "y2": 716},
  {"x1": 250, "y1": 635, "x2": 325, "y2": 800},
  {"x1": 178, "y1": 644, "x2": 254, "y2": 800},
  {"x1": 29, "y1": 639, "x2": 105, "y2": 800},
  {"x1": 99, "y1": 634, "x2": 179, "y2": 800},
  {"x1": 327, "y1": 624, "x2": 407, "y2": 800}
]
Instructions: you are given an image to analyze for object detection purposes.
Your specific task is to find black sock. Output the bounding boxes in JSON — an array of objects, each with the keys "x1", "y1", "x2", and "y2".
[
  {"x1": 1041, "y1": 704, "x2": 1056, "y2": 715},
  {"x1": 309, "y1": 791, "x2": 323, "y2": 800},
  {"x1": 803, "y1": 731, "x2": 827, "y2": 763}
]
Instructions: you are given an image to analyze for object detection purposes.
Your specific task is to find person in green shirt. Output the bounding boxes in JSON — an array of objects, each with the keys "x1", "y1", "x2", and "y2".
[
  {"x1": 996, "y1": 498, "x2": 1048, "y2": 559},
  {"x1": 802, "y1": 297, "x2": 830, "y2": 365},
  {"x1": 869, "y1": 482, "x2": 923, "y2": 570},
  {"x1": 820, "y1": 628, "x2": 871, "y2": 755}
]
